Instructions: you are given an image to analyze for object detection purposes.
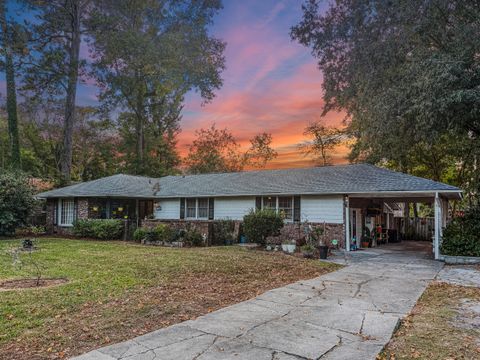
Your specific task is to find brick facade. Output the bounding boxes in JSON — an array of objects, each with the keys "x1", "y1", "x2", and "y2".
[
  {"x1": 44, "y1": 198, "x2": 346, "y2": 249},
  {"x1": 78, "y1": 199, "x2": 89, "y2": 219},
  {"x1": 141, "y1": 219, "x2": 345, "y2": 249},
  {"x1": 45, "y1": 198, "x2": 90, "y2": 236}
]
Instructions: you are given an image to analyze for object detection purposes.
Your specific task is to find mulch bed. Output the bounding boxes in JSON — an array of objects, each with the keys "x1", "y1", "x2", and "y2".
[{"x1": 0, "y1": 278, "x2": 68, "y2": 291}]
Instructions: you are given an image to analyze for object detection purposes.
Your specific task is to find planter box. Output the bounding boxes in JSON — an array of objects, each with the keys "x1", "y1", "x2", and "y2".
[{"x1": 439, "y1": 254, "x2": 480, "y2": 264}]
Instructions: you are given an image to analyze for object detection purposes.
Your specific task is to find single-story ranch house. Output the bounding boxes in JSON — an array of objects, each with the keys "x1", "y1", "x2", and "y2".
[{"x1": 37, "y1": 164, "x2": 461, "y2": 259}]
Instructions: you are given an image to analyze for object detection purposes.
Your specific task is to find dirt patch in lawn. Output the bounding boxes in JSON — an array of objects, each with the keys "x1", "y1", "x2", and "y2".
[
  {"x1": 0, "y1": 242, "x2": 340, "y2": 360},
  {"x1": 0, "y1": 278, "x2": 68, "y2": 291},
  {"x1": 380, "y1": 282, "x2": 480, "y2": 360}
]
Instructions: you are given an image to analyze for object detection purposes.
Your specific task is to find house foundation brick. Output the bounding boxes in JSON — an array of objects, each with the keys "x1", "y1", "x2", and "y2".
[{"x1": 77, "y1": 199, "x2": 89, "y2": 219}]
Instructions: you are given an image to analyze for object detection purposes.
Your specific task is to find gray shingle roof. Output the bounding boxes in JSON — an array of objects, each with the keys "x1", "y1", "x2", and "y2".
[{"x1": 36, "y1": 164, "x2": 461, "y2": 199}]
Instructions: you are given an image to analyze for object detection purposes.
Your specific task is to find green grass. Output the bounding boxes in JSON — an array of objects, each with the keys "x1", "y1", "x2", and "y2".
[{"x1": 0, "y1": 238, "x2": 339, "y2": 359}]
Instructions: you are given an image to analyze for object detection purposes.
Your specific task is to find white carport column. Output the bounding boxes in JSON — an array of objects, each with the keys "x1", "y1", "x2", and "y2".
[
  {"x1": 345, "y1": 195, "x2": 350, "y2": 251},
  {"x1": 434, "y1": 192, "x2": 441, "y2": 260}
]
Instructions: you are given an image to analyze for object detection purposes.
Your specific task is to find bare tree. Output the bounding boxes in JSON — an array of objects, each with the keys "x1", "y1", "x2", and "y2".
[{"x1": 299, "y1": 119, "x2": 343, "y2": 166}]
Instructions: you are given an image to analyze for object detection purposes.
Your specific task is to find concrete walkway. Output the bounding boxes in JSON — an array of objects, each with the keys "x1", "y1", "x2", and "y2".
[{"x1": 73, "y1": 242, "x2": 443, "y2": 360}]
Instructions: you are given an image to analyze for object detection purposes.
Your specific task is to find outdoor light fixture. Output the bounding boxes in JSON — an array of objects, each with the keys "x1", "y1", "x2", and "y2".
[{"x1": 92, "y1": 206, "x2": 99, "y2": 211}]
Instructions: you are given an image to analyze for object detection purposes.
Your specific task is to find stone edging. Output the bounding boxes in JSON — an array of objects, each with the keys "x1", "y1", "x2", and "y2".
[{"x1": 439, "y1": 254, "x2": 480, "y2": 264}]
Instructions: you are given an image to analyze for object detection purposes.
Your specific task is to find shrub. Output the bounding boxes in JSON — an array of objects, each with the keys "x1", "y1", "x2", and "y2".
[
  {"x1": 154, "y1": 224, "x2": 174, "y2": 243},
  {"x1": 72, "y1": 219, "x2": 96, "y2": 238},
  {"x1": 266, "y1": 224, "x2": 304, "y2": 246},
  {"x1": 73, "y1": 219, "x2": 123, "y2": 240},
  {"x1": 213, "y1": 220, "x2": 236, "y2": 245},
  {"x1": 243, "y1": 209, "x2": 284, "y2": 246},
  {"x1": 144, "y1": 229, "x2": 159, "y2": 243},
  {"x1": 441, "y1": 206, "x2": 480, "y2": 257},
  {"x1": 133, "y1": 228, "x2": 147, "y2": 242},
  {"x1": 183, "y1": 227, "x2": 204, "y2": 247},
  {"x1": 0, "y1": 171, "x2": 36, "y2": 236},
  {"x1": 15, "y1": 225, "x2": 47, "y2": 237},
  {"x1": 91, "y1": 219, "x2": 123, "y2": 240}
]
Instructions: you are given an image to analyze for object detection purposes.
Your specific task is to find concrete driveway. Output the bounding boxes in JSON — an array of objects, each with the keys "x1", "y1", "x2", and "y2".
[{"x1": 73, "y1": 242, "x2": 443, "y2": 360}]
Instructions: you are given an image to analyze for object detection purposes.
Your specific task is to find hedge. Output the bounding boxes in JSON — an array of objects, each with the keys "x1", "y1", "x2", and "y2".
[
  {"x1": 243, "y1": 209, "x2": 284, "y2": 245},
  {"x1": 441, "y1": 205, "x2": 480, "y2": 257},
  {"x1": 133, "y1": 224, "x2": 174, "y2": 243},
  {"x1": 73, "y1": 219, "x2": 123, "y2": 240}
]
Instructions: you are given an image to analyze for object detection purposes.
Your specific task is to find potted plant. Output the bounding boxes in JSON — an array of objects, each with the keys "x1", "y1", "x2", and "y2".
[
  {"x1": 361, "y1": 235, "x2": 370, "y2": 248},
  {"x1": 311, "y1": 225, "x2": 329, "y2": 259},
  {"x1": 281, "y1": 239, "x2": 296, "y2": 254},
  {"x1": 361, "y1": 228, "x2": 371, "y2": 248},
  {"x1": 301, "y1": 244, "x2": 315, "y2": 258}
]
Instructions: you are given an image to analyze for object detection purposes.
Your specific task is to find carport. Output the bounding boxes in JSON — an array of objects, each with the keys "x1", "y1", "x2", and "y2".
[{"x1": 344, "y1": 190, "x2": 462, "y2": 260}]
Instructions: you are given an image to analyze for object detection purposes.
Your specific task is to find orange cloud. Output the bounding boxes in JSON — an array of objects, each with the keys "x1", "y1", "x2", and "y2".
[{"x1": 177, "y1": 1, "x2": 349, "y2": 169}]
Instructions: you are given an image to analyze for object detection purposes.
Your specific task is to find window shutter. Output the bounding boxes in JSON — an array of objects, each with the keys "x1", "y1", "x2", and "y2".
[
  {"x1": 293, "y1": 196, "x2": 301, "y2": 222},
  {"x1": 180, "y1": 198, "x2": 185, "y2": 219},
  {"x1": 53, "y1": 199, "x2": 58, "y2": 225},
  {"x1": 255, "y1": 197, "x2": 262, "y2": 211},
  {"x1": 208, "y1": 198, "x2": 214, "y2": 220}
]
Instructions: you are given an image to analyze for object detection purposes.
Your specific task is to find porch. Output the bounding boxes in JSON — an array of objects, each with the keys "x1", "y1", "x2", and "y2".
[
  {"x1": 46, "y1": 197, "x2": 156, "y2": 236},
  {"x1": 344, "y1": 191, "x2": 461, "y2": 260}
]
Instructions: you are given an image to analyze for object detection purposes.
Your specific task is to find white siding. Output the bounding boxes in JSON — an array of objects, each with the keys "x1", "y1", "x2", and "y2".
[
  {"x1": 214, "y1": 197, "x2": 256, "y2": 220},
  {"x1": 154, "y1": 199, "x2": 180, "y2": 220},
  {"x1": 300, "y1": 195, "x2": 344, "y2": 224}
]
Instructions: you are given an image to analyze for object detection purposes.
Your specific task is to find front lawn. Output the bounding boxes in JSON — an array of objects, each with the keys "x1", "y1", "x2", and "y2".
[
  {"x1": 0, "y1": 239, "x2": 339, "y2": 359},
  {"x1": 380, "y1": 282, "x2": 480, "y2": 360}
]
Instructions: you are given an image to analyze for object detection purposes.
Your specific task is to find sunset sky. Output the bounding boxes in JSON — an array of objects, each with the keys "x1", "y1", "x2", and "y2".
[{"x1": 2, "y1": 0, "x2": 349, "y2": 169}]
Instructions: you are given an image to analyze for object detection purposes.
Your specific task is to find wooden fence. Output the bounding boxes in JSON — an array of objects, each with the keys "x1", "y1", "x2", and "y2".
[{"x1": 401, "y1": 217, "x2": 434, "y2": 241}]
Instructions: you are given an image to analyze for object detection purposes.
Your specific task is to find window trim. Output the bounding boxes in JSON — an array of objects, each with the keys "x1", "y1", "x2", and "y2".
[
  {"x1": 58, "y1": 198, "x2": 75, "y2": 227},
  {"x1": 261, "y1": 196, "x2": 294, "y2": 221},
  {"x1": 185, "y1": 198, "x2": 209, "y2": 220}
]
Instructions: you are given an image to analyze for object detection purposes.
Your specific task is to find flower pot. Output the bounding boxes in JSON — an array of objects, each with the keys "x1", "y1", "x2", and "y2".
[
  {"x1": 361, "y1": 241, "x2": 370, "y2": 248},
  {"x1": 319, "y1": 245, "x2": 328, "y2": 259},
  {"x1": 281, "y1": 244, "x2": 296, "y2": 254}
]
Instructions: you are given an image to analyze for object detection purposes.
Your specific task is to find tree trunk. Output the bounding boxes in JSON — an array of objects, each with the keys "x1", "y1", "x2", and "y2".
[
  {"x1": 0, "y1": 1, "x2": 21, "y2": 168},
  {"x1": 60, "y1": 0, "x2": 81, "y2": 184},
  {"x1": 135, "y1": 85, "x2": 145, "y2": 174}
]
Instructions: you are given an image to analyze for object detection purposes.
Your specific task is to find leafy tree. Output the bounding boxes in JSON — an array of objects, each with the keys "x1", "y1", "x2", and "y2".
[
  {"x1": 117, "y1": 111, "x2": 180, "y2": 177},
  {"x1": 72, "y1": 107, "x2": 119, "y2": 181},
  {"x1": 15, "y1": 100, "x2": 119, "y2": 183},
  {"x1": 185, "y1": 124, "x2": 243, "y2": 173},
  {"x1": 89, "y1": 0, "x2": 226, "y2": 176},
  {"x1": 299, "y1": 119, "x2": 343, "y2": 166},
  {"x1": 184, "y1": 124, "x2": 278, "y2": 174},
  {"x1": 0, "y1": 170, "x2": 35, "y2": 236},
  {"x1": 22, "y1": 0, "x2": 91, "y2": 184},
  {"x1": 292, "y1": 0, "x2": 480, "y2": 192},
  {"x1": 19, "y1": 99, "x2": 64, "y2": 180}
]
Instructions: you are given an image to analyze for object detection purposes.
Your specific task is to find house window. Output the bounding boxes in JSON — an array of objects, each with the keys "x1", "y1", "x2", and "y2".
[
  {"x1": 59, "y1": 199, "x2": 74, "y2": 226},
  {"x1": 278, "y1": 196, "x2": 293, "y2": 220},
  {"x1": 186, "y1": 198, "x2": 197, "y2": 218},
  {"x1": 263, "y1": 196, "x2": 276, "y2": 210},
  {"x1": 185, "y1": 198, "x2": 209, "y2": 219},
  {"x1": 197, "y1": 198, "x2": 209, "y2": 219},
  {"x1": 262, "y1": 196, "x2": 293, "y2": 220}
]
